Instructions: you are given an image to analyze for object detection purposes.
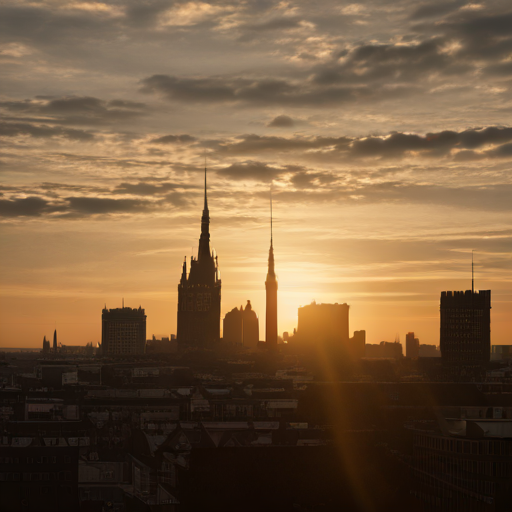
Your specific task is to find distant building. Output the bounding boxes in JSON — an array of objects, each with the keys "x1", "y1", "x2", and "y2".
[
  {"x1": 418, "y1": 344, "x2": 441, "y2": 358},
  {"x1": 365, "y1": 341, "x2": 403, "y2": 359},
  {"x1": 440, "y1": 290, "x2": 491, "y2": 376},
  {"x1": 243, "y1": 301, "x2": 259, "y2": 348},
  {"x1": 297, "y1": 302, "x2": 350, "y2": 345},
  {"x1": 177, "y1": 168, "x2": 221, "y2": 346},
  {"x1": 406, "y1": 332, "x2": 419, "y2": 359},
  {"x1": 223, "y1": 301, "x2": 259, "y2": 348},
  {"x1": 223, "y1": 306, "x2": 243, "y2": 344},
  {"x1": 42, "y1": 335, "x2": 50, "y2": 354},
  {"x1": 350, "y1": 330, "x2": 366, "y2": 359},
  {"x1": 101, "y1": 305, "x2": 146, "y2": 356},
  {"x1": 146, "y1": 335, "x2": 178, "y2": 354},
  {"x1": 491, "y1": 345, "x2": 512, "y2": 361},
  {"x1": 52, "y1": 329, "x2": 58, "y2": 353}
]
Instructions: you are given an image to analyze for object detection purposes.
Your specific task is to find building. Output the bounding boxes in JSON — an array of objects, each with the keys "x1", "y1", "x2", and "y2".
[
  {"x1": 243, "y1": 300, "x2": 259, "y2": 348},
  {"x1": 146, "y1": 335, "x2": 178, "y2": 354},
  {"x1": 296, "y1": 302, "x2": 350, "y2": 346},
  {"x1": 406, "y1": 332, "x2": 420, "y2": 359},
  {"x1": 42, "y1": 335, "x2": 50, "y2": 354},
  {"x1": 440, "y1": 290, "x2": 491, "y2": 377},
  {"x1": 52, "y1": 329, "x2": 58, "y2": 353},
  {"x1": 365, "y1": 341, "x2": 403, "y2": 359},
  {"x1": 265, "y1": 198, "x2": 278, "y2": 349},
  {"x1": 411, "y1": 416, "x2": 512, "y2": 511},
  {"x1": 177, "y1": 168, "x2": 221, "y2": 346},
  {"x1": 418, "y1": 344, "x2": 441, "y2": 358},
  {"x1": 101, "y1": 305, "x2": 146, "y2": 356},
  {"x1": 491, "y1": 345, "x2": 512, "y2": 361},
  {"x1": 223, "y1": 301, "x2": 259, "y2": 348}
]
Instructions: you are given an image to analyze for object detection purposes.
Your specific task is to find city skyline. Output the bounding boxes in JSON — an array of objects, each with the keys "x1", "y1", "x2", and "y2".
[{"x1": 1, "y1": 0, "x2": 512, "y2": 347}]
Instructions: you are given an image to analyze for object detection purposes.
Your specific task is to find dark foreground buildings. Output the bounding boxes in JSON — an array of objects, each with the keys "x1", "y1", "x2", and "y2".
[
  {"x1": 177, "y1": 169, "x2": 221, "y2": 346},
  {"x1": 440, "y1": 290, "x2": 491, "y2": 378}
]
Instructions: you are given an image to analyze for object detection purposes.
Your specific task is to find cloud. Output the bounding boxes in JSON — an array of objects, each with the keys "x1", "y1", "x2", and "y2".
[
  {"x1": 0, "y1": 96, "x2": 148, "y2": 127},
  {"x1": 0, "y1": 121, "x2": 94, "y2": 141},
  {"x1": 151, "y1": 134, "x2": 197, "y2": 144},
  {"x1": 0, "y1": 196, "x2": 51, "y2": 217},
  {"x1": 267, "y1": 115, "x2": 295, "y2": 128},
  {"x1": 216, "y1": 161, "x2": 293, "y2": 182},
  {"x1": 66, "y1": 196, "x2": 151, "y2": 215},
  {"x1": 410, "y1": 1, "x2": 464, "y2": 20}
]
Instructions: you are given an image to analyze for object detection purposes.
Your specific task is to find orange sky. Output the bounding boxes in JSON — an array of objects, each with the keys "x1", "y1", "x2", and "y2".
[{"x1": 0, "y1": 0, "x2": 511, "y2": 347}]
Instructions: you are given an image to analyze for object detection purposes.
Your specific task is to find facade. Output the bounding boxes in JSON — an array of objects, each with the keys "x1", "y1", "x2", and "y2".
[
  {"x1": 365, "y1": 341, "x2": 403, "y2": 359},
  {"x1": 406, "y1": 331, "x2": 420, "y2": 359},
  {"x1": 42, "y1": 335, "x2": 50, "y2": 354},
  {"x1": 177, "y1": 169, "x2": 221, "y2": 346},
  {"x1": 223, "y1": 301, "x2": 259, "y2": 348},
  {"x1": 411, "y1": 419, "x2": 512, "y2": 511},
  {"x1": 243, "y1": 300, "x2": 259, "y2": 348},
  {"x1": 440, "y1": 290, "x2": 491, "y2": 376},
  {"x1": 296, "y1": 302, "x2": 350, "y2": 346},
  {"x1": 101, "y1": 306, "x2": 147, "y2": 356},
  {"x1": 265, "y1": 203, "x2": 278, "y2": 349}
]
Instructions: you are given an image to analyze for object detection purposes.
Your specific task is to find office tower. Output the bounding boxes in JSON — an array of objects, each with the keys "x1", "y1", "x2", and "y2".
[
  {"x1": 265, "y1": 197, "x2": 278, "y2": 349},
  {"x1": 440, "y1": 290, "x2": 491, "y2": 374},
  {"x1": 406, "y1": 332, "x2": 420, "y2": 359},
  {"x1": 223, "y1": 306, "x2": 243, "y2": 345},
  {"x1": 223, "y1": 300, "x2": 259, "y2": 347},
  {"x1": 53, "y1": 329, "x2": 58, "y2": 353},
  {"x1": 296, "y1": 302, "x2": 350, "y2": 345},
  {"x1": 101, "y1": 305, "x2": 147, "y2": 355},
  {"x1": 242, "y1": 300, "x2": 259, "y2": 348},
  {"x1": 177, "y1": 168, "x2": 221, "y2": 346},
  {"x1": 42, "y1": 335, "x2": 50, "y2": 353}
]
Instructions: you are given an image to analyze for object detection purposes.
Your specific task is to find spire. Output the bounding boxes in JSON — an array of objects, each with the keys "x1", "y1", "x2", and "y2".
[
  {"x1": 270, "y1": 191, "x2": 273, "y2": 248},
  {"x1": 266, "y1": 191, "x2": 276, "y2": 282},
  {"x1": 198, "y1": 162, "x2": 211, "y2": 261},
  {"x1": 472, "y1": 250, "x2": 474, "y2": 293},
  {"x1": 53, "y1": 329, "x2": 57, "y2": 352}
]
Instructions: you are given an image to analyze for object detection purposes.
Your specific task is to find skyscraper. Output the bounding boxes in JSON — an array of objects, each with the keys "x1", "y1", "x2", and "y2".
[
  {"x1": 102, "y1": 305, "x2": 147, "y2": 355},
  {"x1": 406, "y1": 332, "x2": 419, "y2": 358},
  {"x1": 52, "y1": 329, "x2": 58, "y2": 353},
  {"x1": 177, "y1": 168, "x2": 221, "y2": 346},
  {"x1": 440, "y1": 290, "x2": 491, "y2": 375},
  {"x1": 265, "y1": 197, "x2": 278, "y2": 349}
]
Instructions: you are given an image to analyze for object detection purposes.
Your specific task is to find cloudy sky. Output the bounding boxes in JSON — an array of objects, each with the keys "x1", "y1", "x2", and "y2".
[{"x1": 1, "y1": 0, "x2": 511, "y2": 348}]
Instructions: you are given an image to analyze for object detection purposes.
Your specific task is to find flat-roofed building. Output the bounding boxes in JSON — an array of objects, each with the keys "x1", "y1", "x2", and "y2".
[{"x1": 101, "y1": 306, "x2": 146, "y2": 356}]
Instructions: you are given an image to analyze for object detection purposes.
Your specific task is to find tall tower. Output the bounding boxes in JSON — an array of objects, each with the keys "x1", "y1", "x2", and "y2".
[
  {"x1": 177, "y1": 166, "x2": 221, "y2": 346},
  {"x1": 53, "y1": 329, "x2": 58, "y2": 353},
  {"x1": 265, "y1": 195, "x2": 278, "y2": 349}
]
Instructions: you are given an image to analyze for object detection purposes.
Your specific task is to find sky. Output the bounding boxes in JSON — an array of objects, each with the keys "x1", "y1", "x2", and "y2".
[{"x1": 0, "y1": 0, "x2": 511, "y2": 348}]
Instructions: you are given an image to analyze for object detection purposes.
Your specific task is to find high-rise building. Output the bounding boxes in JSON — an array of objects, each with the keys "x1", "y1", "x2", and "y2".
[
  {"x1": 440, "y1": 289, "x2": 491, "y2": 375},
  {"x1": 265, "y1": 198, "x2": 278, "y2": 349},
  {"x1": 42, "y1": 335, "x2": 50, "y2": 354},
  {"x1": 101, "y1": 305, "x2": 147, "y2": 355},
  {"x1": 177, "y1": 168, "x2": 221, "y2": 346},
  {"x1": 223, "y1": 300, "x2": 259, "y2": 348},
  {"x1": 297, "y1": 302, "x2": 350, "y2": 346},
  {"x1": 223, "y1": 306, "x2": 243, "y2": 345},
  {"x1": 406, "y1": 332, "x2": 419, "y2": 358},
  {"x1": 52, "y1": 329, "x2": 58, "y2": 353},
  {"x1": 242, "y1": 300, "x2": 259, "y2": 348}
]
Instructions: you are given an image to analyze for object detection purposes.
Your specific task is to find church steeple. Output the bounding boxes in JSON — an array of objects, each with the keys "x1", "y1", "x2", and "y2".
[{"x1": 198, "y1": 165, "x2": 210, "y2": 261}]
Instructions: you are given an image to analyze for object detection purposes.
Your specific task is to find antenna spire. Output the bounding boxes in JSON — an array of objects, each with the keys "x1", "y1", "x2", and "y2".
[
  {"x1": 204, "y1": 155, "x2": 208, "y2": 210},
  {"x1": 472, "y1": 250, "x2": 474, "y2": 293},
  {"x1": 270, "y1": 189, "x2": 273, "y2": 247}
]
